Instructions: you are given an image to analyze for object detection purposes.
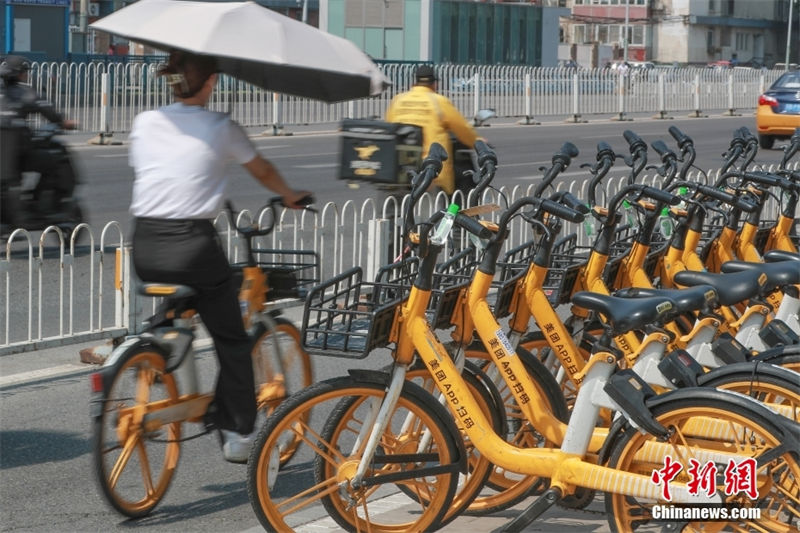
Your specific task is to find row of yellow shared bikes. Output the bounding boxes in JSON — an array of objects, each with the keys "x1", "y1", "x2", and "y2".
[{"x1": 90, "y1": 125, "x2": 800, "y2": 532}]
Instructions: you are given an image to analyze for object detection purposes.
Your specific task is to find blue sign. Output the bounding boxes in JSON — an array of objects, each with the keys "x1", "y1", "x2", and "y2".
[{"x1": 6, "y1": 0, "x2": 71, "y2": 6}]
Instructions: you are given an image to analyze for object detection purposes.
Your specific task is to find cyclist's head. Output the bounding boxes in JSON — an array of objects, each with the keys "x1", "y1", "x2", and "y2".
[
  {"x1": 0, "y1": 55, "x2": 31, "y2": 82},
  {"x1": 414, "y1": 64, "x2": 438, "y2": 88},
  {"x1": 158, "y1": 50, "x2": 219, "y2": 99}
]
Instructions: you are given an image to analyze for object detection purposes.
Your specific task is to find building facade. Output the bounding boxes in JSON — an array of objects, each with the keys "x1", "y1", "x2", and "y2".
[
  {"x1": 321, "y1": 0, "x2": 567, "y2": 66},
  {"x1": 561, "y1": 0, "x2": 797, "y2": 67}
]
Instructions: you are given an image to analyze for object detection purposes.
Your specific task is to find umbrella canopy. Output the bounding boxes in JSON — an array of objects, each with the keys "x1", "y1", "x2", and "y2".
[{"x1": 90, "y1": 0, "x2": 388, "y2": 102}]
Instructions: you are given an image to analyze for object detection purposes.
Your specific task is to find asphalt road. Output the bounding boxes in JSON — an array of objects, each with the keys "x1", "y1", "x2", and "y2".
[
  {"x1": 63, "y1": 113, "x2": 789, "y2": 236},
  {"x1": 0, "y1": 113, "x2": 794, "y2": 532}
]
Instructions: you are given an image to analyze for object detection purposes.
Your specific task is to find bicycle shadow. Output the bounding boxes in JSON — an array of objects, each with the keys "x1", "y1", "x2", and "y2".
[
  {"x1": 118, "y1": 481, "x2": 250, "y2": 528},
  {"x1": 0, "y1": 429, "x2": 88, "y2": 469},
  {"x1": 114, "y1": 462, "x2": 315, "y2": 528}
]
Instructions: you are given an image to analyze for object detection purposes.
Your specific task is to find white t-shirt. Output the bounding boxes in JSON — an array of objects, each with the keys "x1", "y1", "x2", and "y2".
[{"x1": 129, "y1": 103, "x2": 257, "y2": 219}]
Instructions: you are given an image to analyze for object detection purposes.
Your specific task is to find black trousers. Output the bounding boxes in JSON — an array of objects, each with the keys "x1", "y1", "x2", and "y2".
[{"x1": 132, "y1": 217, "x2": 256, "y2": 434}]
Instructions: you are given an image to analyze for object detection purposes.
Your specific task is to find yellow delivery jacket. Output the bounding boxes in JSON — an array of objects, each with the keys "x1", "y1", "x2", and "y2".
[{"x1": 385, "y1": 85, "x2": 478, "y2": 194}]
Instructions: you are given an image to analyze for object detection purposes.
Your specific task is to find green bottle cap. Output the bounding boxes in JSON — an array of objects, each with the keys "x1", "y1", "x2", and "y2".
[
  {"x1": 661, "y1": 207, "x2": 670, "y2": 216},
  {"x1": 623, "y1": 199, "x2": 631, "y2": 208},
  {"x1": 447, "y1": 203, "x2": 460, "y2": 215},
  {"x1": 679, "y1": 186, "x2": 687, "y2": 195}
]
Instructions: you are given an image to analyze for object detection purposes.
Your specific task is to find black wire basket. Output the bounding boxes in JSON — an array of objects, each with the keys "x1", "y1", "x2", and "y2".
[
  {"x1": 231, "y1": 248, "x2": 319, "y2": 301},
  {"x1": 301, "y1": 266, "x2": 408, "y2": 359},
  {"x1": 493, "y1": 238, "x2": 538, "y2": 319},
  {"x1": 542, "y1": 232, "x2": 590, "y2": 305}
]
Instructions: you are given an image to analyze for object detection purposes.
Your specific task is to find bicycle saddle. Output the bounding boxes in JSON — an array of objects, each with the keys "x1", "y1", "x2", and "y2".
[
  {"x1": 138, "y1": 283, "x2": 197, "y2": 299},
  {"x1": 572, "y1": 292, "x2": 676, "y2": 335},
  {"x1": 720, "y1": 260, "x2": 800, "y2": 287},
  {"x1": 673, "y1": 269, "x2": 763, "y2": 307},
  {"x1": 614, "y1": 284, "x2": 718, "y2": 315},
  {"x1": 764, "y1": 250, "x2": 800, "y2": 263}
]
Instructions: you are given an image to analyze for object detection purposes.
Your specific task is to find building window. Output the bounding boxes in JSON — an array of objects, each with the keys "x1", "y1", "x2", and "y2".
[
  {"x1": 735, "y1": 32, "x2": 750, "y2": 51},
  {"x1": 707, "y1": 29, "x2": 714, "y2": 50},
  {"x1": 573, "y1": 24, "x2": 588, "y2": 44}
]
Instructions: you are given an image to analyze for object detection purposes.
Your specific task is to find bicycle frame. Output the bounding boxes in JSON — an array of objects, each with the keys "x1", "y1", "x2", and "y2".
[{"x1": 348, "y1": 243, "x2": 769, "y2": 506}]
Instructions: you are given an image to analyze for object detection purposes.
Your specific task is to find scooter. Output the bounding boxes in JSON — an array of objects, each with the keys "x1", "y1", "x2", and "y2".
[{"x1": 2, "y1": 123, "x2": 86, "y2": 238}]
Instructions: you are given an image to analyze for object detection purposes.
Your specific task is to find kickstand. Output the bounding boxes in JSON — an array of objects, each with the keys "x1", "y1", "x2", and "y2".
[{"x1": 500, "y1": 487, "x2": 561, "y2": 533}]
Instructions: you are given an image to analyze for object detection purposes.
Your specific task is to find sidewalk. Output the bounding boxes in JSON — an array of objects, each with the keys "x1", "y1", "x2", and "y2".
[{"x1": 0, "y1": 337, "x2": 615, "y2": 532}]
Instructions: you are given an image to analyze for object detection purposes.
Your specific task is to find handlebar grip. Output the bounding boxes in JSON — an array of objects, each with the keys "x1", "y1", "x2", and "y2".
[
  {"x1": 596, "y1": 141, "x2": 615, "y2": 160},
  {"x1": 423, "y1": 142, "x2": 448, "y2": 168},
  {"x1": 541, "y1": 198, "x2": 585, "y2": 224},
  {"x1": 695, "y1": 185, "x2": 755, "y2": 212},
  {"x1": 743, "y1": 171, "x2": 782, "y2": 188},
  {"x1": 559, "y1": 141, "x2": 580, "y2": 159},
  {"x1": 642, "y1": 185, "x2": 680, "y2": 206},
  {"x1": 455, "y1": 213, "x2": 494, "y2": 240},
  {"x1": 738, "y1": 126, "x2": 756, "y2": 142},
  {"x1": 668, "y1": 126, "x2": 691, "y2": 146},
  {"x1": 651, "y1": 140, "x2": 674, "y2": 159},
  {"x1": 474, "y1": 139, "x2": 497, "y2": 167},
  {"x1": 623, "y1": 130, "x2": 645, "y2": 150},
  {"x1": 560, "y1": 192, "x2": 591, "y2": 214}
]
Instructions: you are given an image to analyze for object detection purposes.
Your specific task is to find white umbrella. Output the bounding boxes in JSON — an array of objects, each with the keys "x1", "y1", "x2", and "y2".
[{"x1": 90, "y1": 0, "x2": 389, "y2": 102}]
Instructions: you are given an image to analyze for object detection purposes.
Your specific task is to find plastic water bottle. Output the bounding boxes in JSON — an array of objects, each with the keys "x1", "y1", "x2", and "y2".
[
  {"x1": 658, "y1": 207, "x2": 673, "y2": 238},
  {"x1": 677, "y1": 186, "x2": 688, "y2": 209},
  {"x1": 623, "y1": 199, "x2": 638, "y2": 230},
  {"x1": 431, "y1": 203, "x2": 459, "y2": 245},
  {"x1": 583, "y1": 204, "x2": 595, "y2": 237}
]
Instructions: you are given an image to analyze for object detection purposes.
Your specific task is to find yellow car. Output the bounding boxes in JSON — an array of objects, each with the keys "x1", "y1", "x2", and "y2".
[{"x1": 756, "y1": 71, "x2": 800, "y2": 149}]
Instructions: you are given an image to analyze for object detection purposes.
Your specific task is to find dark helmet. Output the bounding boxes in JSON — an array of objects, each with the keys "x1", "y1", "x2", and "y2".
[{"x1": 0, "y1": 55, "x2": 31, "y2": 80}]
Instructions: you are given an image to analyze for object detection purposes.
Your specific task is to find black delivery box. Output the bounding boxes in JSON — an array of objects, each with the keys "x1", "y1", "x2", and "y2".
[{"x1": 339, "y1": 119, "x2": 423, "y2": 185}]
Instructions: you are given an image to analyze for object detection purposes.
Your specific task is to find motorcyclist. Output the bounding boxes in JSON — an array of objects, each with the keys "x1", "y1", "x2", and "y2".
[{"x1": 1, "y1": 55, "x2": 77, "y2": 231}]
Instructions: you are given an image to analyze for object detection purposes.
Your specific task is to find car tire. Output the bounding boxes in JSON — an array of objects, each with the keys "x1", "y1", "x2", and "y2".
[{"x1": 758, "y1": 134, "x2": 775, "y2": 149}]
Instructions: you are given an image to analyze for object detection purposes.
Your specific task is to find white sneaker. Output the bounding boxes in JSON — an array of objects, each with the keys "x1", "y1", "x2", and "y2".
[{"x1": 220, "y1": 429, "x2": 255, "y2": 464}]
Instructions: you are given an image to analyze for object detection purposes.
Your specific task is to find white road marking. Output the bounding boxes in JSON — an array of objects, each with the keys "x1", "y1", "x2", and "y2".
[
  {"x1": 295, "y1": 163, "x2": 337, "y2": 169},
  {"x1": 0, "y1": 364, "x2": 89, "y2": 387}
]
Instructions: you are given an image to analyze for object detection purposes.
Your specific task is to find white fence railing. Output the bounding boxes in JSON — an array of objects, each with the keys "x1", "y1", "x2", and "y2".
[
  {"x1": 2, "y1": 163, "x2": 796, "y2": 355},
  {"x1": 24, "y1": 62, "x2": 784, "y2": 135}
]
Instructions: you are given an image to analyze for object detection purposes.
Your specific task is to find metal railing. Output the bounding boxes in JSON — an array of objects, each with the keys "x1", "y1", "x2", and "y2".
[
  {"x1": 22, "y1": 61, "x2": 784, "y2": 135},
  {"x1": 2, "y1": 163, "x2": 795, "y2": 355}
]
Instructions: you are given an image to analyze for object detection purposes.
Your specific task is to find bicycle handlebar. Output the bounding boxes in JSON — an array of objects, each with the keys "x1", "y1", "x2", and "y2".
[
  {"x1": 781, "y1": 128, "x2": 800, "y2": 169},
  {"x1": 541, "y1": 198, "x2": 585, "y2": 223},
  {"x1": 668, "y1": 125, "x2": 691, "y2": 148},
  {"x1": 474, "y1": 139, "x2": 497, "y2": 168},
  {"x1": 651, "y1": 140, "x2": 675, "y2": 161},
  {"x1": 533, "y1": 142, "x2": 579, "y2": 197},
  {"x1": 454, "y1": 213, "x2": 494, "y2": 240}
]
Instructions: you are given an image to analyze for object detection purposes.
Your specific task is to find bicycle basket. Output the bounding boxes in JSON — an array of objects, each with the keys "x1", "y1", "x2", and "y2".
[
  {"x1": 430, "y1": 248, "x2": 478, "y2": 329},
  {"x1": 493, "y1": 238, "x2": 538, "y2": 319},
  {"x1": 543, "y1": 233, "x2": 588, "y2": 305},
  {"x1": 259, "y1": 248, "x2": 319, "y2": 300},
  {"x1": 302, "y1": 267, "x2": 407, "y2": 358}
]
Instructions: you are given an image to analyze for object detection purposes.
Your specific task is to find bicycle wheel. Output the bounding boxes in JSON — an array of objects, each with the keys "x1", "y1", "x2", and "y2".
[
  {"x1": 92, "y1": 347, "x2": 181, "y2": 518},
  {"x1": 701, "y1": 363, "x2": 800, "y2": 421},
  {"x1": 251, "y1": 315, "x2": 313, "y2": 465},
  {"x1": 248, "y1": 374, "x2": 461, "y2": 533},
  {"x1": 379, "y1": 359, "x2": 502, "y2": 526},
  {"x1": 466, "y1": 342, "x2": 572, "y2": 516},
  {"x1": 606, "y1": 391, "x2": 800, "y2": 532}
]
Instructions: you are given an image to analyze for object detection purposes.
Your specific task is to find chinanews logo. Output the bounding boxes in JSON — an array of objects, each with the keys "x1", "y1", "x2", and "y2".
[{"x1": 649, "y1": 455, "x2": 761, "y2": 522}]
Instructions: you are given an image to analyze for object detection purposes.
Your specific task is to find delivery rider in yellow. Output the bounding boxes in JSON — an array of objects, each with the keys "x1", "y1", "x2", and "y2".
[{"x1": 385, "y1": 65, "x2": 479, "y2": 195}]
